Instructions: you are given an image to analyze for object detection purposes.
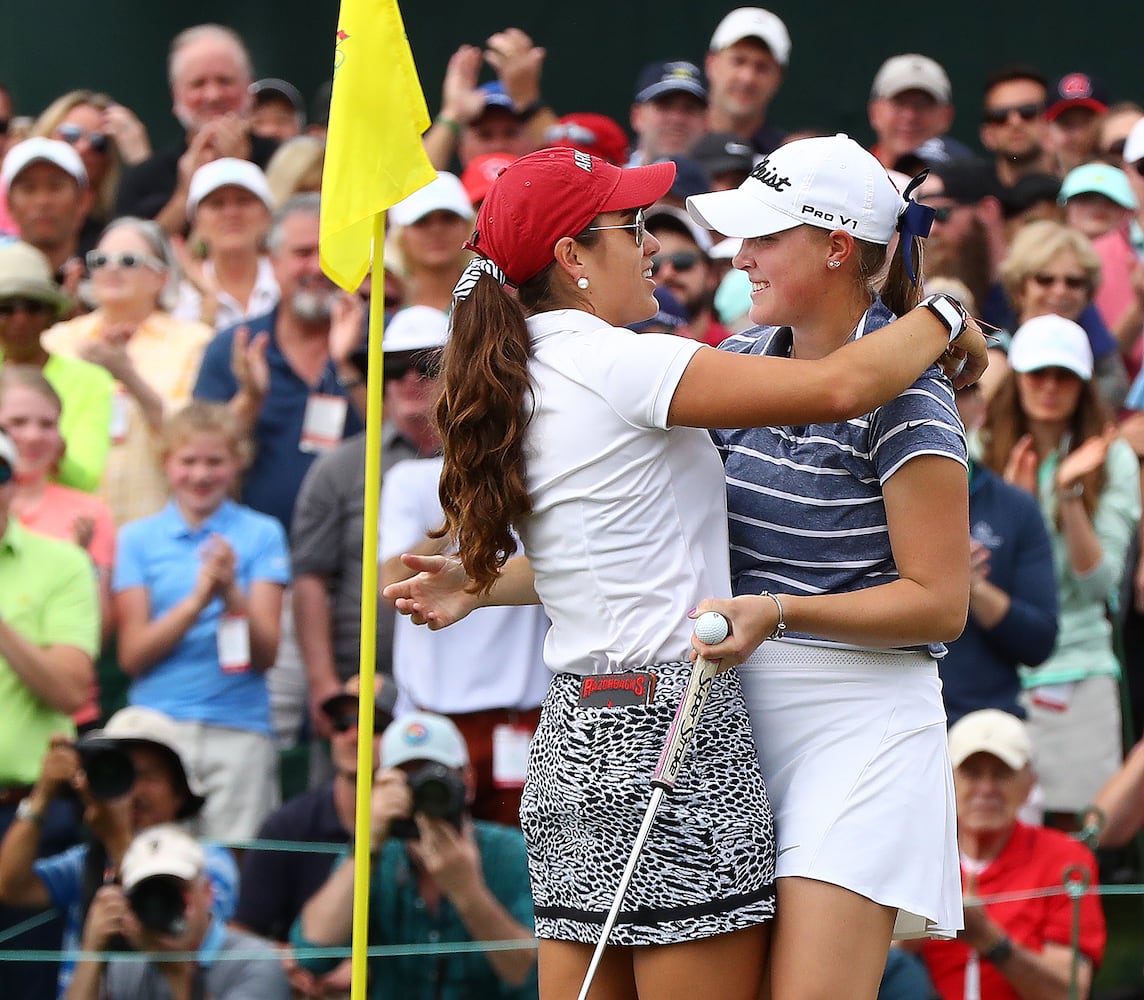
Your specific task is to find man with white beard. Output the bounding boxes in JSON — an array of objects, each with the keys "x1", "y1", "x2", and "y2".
[{"x1": 192, "y1": 193, "x2": 367, "y2": 748}]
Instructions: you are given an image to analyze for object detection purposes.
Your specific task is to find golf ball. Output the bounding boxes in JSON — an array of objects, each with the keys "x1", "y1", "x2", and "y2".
[{"x1": 694, "y1": 611, "x2": 729, "y2": 645}]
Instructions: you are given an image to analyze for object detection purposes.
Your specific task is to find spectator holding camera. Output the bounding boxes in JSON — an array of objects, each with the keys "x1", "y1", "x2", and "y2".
[
  {"x1": 0, "y1": 705, "x2": 238, "y2": 997},
  {"x1": 113, "y1": 402, "x2": 290, "y2": 840},
  {"x1": 66, "y1": 824, "x2": 287, "y2": 1000},
  {"x1": 234, "y1": 673, "x2": 396, "y2": 997},
  {"x1": 293, "y1": 711, "x2": 537, "y2": 999}
]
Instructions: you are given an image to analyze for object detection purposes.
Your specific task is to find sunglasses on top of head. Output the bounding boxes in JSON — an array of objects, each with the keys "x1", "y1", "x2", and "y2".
[
  {"x1": 981, "y1": 103, "x2": 1045, "y2": 126},
  {"x1": 0, "y1": 297, "x2": 53, "y2": 317},
  {"x1": 587, "y1": 207, "x2": 646, "y2": 247}
]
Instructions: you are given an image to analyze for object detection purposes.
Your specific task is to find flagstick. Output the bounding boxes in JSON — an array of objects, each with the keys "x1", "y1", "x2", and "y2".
[{"x1": 350, "y1": 210, "x2": 388, "y2": 1000}]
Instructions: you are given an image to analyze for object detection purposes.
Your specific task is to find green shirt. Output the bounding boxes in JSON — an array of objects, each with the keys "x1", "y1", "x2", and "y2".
[
  {"x1": 0, "y1": 520, "x2": 99, "y2": 784},
  {"x1": 291, "y1": 822, "x2": 537, "y2": 1000},
  {"x1": 42, "y1": 351, "x2": 113, "y2": 492}
]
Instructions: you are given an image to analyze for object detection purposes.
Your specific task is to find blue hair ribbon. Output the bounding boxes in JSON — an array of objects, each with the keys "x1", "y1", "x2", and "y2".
[{"x1": 896, "y1": 169, "x2": 935, "y2": 286}]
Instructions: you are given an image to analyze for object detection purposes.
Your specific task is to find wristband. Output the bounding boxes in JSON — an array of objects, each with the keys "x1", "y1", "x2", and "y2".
[
  {"x1": 981, "y1": 935, "x2": 1014, "y2": 966},
  {"x1": 15, "y1": 798, "x2": 44, "y2": 825},
  {"x1": 919, "y1": 292, "x2": 969, "y2": 345},
  {"x1": 759, "y1": 591, "x2": 786, "y2": 641},
  {"x1": 435, "y1": 115, "x2": 461, "y2": 139}
]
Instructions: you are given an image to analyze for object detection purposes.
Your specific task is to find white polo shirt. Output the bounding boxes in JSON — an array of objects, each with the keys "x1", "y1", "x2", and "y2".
[
  {"x1": 381, "y1": 456, "x2": 552, "y2": 714},
  {"x1": 521, "y1": 310, "x2": 731, "y2": 676}
]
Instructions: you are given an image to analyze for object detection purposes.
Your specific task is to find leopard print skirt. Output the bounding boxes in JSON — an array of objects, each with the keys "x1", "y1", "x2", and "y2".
[{"x1": 520, "y1": 662, "x2": 776, "y2": 945}]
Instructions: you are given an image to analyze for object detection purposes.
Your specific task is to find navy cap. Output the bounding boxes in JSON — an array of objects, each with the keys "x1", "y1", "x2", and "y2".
[
  {"x1": 477, "y1": 81, "x2": 518, "y2": 114},
  {"x1": 634, "y1": 61, "x2": 708, "y2": 104}
]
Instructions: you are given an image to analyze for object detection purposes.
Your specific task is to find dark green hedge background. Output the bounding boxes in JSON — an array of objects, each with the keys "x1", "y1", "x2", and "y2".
[{"x1": 2, "y1": 2, "x2": 1140, "y2": 155}]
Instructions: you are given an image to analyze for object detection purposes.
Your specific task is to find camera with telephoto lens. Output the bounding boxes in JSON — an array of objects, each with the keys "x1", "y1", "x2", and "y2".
[
  {"x1": 389, "y1": 763, "x2": 466, "y2": 840},
  {"x1": 126, "y1": 875, "x2": 188, "y2": 936},
  {"x1": 74, "y1": 735, "x2": 135, "y2": 801}
]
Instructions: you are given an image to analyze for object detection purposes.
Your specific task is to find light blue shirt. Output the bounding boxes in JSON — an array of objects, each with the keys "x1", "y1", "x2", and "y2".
[{"x1": 113, "y1": 500, "x2": 291, "y2": 733}]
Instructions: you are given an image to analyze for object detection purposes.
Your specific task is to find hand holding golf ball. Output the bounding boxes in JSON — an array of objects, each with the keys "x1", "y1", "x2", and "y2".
[{"x1": 693, "y1": 611, "x2": 729, "y2": 645}]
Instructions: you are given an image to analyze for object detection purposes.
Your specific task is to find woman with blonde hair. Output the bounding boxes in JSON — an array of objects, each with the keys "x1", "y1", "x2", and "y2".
[
  {"x1": 44, "y1": 217, "x2": 212, "y2": 523},
  {"x1": 31, "y1": 90, "x2": 151, "y2": 237},
  {"x1": 264, "y1": 135, "x2": 325, "y2": 205},
  {"x1": 982, "y1": 314, "x2": 1139, "y2": 828},
  {"x1": 994, "y1": 219, "x2": 1128, "y2": 407}
]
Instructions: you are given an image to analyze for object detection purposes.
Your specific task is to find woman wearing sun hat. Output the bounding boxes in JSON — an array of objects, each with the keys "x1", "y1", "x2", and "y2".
[
  {"x1": 382, "y1": 142, "x2": 984, "y2": 998},
  {"x1": 684, "y1": 133, "x2": 972, "y2": 1000}
]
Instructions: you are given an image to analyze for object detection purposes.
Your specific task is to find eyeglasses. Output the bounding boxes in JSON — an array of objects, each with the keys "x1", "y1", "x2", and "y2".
[
  {"x1": 1031, "y1": 272, "x2": 1089, "y2": 292},
  {"x1": 56, "y1": 124, "x2": 108, "y2": 153},
  {"x1": 544, "y1": 122, "x2": 599, "y2": 146},
  {"x1": 981, "y1": 103, "x2": 1045, "y2": 126},
  {"x1": 86, "y1": 250, "x2": 166, "y2": 272},
  {"x1": 0, "y1": 297, "x2": 53, "y2": 317},
  {"x1": 650, "y1": 251, "x2": 702, "y2": 276},
  {"x1": 0, "y1": 461, "x2": 12, "y2": 486},
  {"x1": 587, "y1": 207, "x2": 646, "y2": 247}
]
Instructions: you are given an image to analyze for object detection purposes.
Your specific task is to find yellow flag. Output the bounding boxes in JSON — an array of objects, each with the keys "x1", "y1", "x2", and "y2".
[{"x1": 319, "y1": 0, "x2": 436, "y2": 291}]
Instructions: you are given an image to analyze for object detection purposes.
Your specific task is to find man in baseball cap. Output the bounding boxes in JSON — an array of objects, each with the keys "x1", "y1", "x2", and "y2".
[
  {"x1": 2, "y1": 137, "x2": 92, "y2": 274},
  {"x1": 921, "y1": 709, "x2": 1106, "y2": 1000},
  {"x1": 292, "y1": 710, "x2": 537, "y2": 994},
  {"x1": 629, "y1": 60, "x2": 709, "y2": 167},
  {"x1": 1046, "y1": 72, "x2": 1110, "y2": 174},
  {"x1": 74, "y1": 824, "x2": 287, "y2": 998},
  {"x1": 868, "y1": 54, "x2": 962, "y2": 170},
  {"x1": 705, "y1": 7, "x2": 790, "y2": 155}
]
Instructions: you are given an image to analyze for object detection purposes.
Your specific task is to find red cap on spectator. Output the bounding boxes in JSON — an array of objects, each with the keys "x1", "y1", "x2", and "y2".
[
  {"x1": 460, "y1": 152, "x2": 517, "y2": 207},
  {"x1": 543, "y1": 113, "x2": 631, "y2": 166},
  {"x1": 470, "y1": 147, "x2": 674, "y2": 286}
]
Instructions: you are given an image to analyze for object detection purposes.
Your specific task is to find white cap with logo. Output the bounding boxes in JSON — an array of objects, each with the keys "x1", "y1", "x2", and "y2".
[
  {"x1": 871, "y1": 54, "x2": 952, "y2": 104},
  {"x1": 709, "y1": 7, "x2": 792, "y2": 66},
  {"x1": 381, "y1": 712, "x2": 469, "y2": 770},
  {"x1": 686, "y1": 134, "x2": 905, "y2": 243},
  {"x1": 382, "y1": 305, "x2": 449, "y2": 353},
  {"x1": 1008, "y1": 314, "x2": 1094, "y2": 382},
  {"x1": 948, "y1": 709, "x2": 1033, "y2": 770}
]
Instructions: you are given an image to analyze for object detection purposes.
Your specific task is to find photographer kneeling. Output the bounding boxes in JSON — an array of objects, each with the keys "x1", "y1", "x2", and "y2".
[
  {"x1": 0, "y1": 706, "x2": 238, "y2": 996},
  {"x1": 292, "y1": 712, "x2": 537, "y2": 999},
  {"x1": 66, "y1": 824, "x2": 287, "y2": 1000}
]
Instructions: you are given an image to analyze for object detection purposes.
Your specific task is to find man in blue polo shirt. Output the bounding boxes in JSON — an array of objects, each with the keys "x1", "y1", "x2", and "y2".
[{"x1": 192, "y1": 191, "x2": 364, "y2": 531}]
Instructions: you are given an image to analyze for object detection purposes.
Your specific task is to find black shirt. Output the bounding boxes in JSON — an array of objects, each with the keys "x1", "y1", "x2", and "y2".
[{"x1": 115, "y1": 132, "x2": 279, "y2": 222}]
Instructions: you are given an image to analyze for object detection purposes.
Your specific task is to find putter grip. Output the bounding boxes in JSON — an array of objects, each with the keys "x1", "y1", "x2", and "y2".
[{"x1": 651, "y1": 653, "x2": 720, "y2": 791}]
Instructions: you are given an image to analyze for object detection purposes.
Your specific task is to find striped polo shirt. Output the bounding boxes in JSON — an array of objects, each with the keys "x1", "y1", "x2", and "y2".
[{"x1": 714, "y1": 298, "x2": 967, "y2": 651}]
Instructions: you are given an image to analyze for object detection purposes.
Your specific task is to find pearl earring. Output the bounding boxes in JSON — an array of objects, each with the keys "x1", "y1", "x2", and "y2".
[
  {"x1": 577, "y1": 277, "x2": 590, "y2": 289},
  {"x1": 827, "y1": 260, "x2": 841, "y2": 269}
]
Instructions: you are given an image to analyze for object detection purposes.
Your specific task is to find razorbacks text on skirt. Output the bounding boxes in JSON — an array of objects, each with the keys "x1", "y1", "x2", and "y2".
[{"x1": 519, "y1": 661, "x2": 776, "y2": 946}]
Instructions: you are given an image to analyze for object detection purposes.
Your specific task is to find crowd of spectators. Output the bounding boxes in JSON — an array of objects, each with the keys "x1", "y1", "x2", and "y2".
[{"x1": 1, "y1": 7, "x2": 1144, "y2": 999}]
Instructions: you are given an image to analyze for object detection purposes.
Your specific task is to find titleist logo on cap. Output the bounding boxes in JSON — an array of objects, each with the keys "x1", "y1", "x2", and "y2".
[{"x1": 749, "y1": 158, "x2": 791, "y2": 192}]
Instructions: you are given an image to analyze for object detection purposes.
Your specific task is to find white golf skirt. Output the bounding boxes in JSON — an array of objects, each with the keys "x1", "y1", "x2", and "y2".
[{"x1": 738, "y1": 641, "x2": 963, "y2": 939}]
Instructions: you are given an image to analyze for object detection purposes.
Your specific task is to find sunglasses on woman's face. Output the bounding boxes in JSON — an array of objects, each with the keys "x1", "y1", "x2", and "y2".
[
  {"x1": 650, "y1": 251, "x2": 702, "y2": 276},
  {"x1": 1030, "y1": 272, "x2": 1089, "y2": 292},
  {"x1": 56, "y1": 123, "x2": 109, "y2": 153},
  {"x1": 0, "y1": 297, "x2": 53, "y2": 317},
  {"x1": 587, "y1": 207, "x2": 646, "y2": 247},
  {"x1": 86, "y1": 250, "x2": 165, "y2": 272}
]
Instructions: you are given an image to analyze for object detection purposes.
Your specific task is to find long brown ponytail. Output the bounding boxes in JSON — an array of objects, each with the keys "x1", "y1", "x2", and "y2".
[{"x1": 435, "y1": 274, "x2": 535, "y2": 594}]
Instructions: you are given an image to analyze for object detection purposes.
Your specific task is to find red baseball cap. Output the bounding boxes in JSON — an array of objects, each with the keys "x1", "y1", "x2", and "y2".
[
  {"x1": 470, "y1": 147, "x2": 674, "y2": 287},
  {"x1": 460, "y1": 153, "x2": 518, "y2": 207},
  {"x1": 543, "y1": 113, "x2": 631, "y2": 166}
]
